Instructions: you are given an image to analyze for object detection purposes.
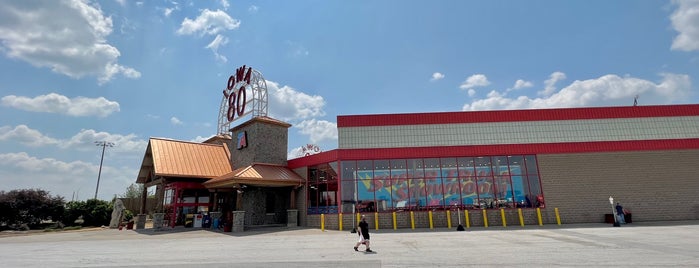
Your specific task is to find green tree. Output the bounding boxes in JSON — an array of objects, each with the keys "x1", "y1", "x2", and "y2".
[
  {"x1": 0, "y1": 189, "x2": 65, "y2": 230},
  {"x1": 63, "y1": 199, "x2": 112, "y2": 227},
  {"x1": 120, "y1": 183, "x2": 154, "y2": 199}
]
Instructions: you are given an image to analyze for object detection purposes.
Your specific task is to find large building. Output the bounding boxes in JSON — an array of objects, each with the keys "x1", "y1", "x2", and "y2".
[{"x1": 136, "y1": 104, "x2": 699, "y2": 231}]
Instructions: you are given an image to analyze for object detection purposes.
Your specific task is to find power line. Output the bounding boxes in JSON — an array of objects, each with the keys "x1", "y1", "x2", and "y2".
[{"x1": 94, "y1": 141, "x2": 115, "y2": 200}]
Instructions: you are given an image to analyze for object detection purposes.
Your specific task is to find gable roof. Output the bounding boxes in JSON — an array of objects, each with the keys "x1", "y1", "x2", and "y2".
[
  {"x1": 136, "y1": 137, "x2": 233, "y2": 183},
  {"x1": 203, "y1": 163, "x2": 304, "y2": 188}
]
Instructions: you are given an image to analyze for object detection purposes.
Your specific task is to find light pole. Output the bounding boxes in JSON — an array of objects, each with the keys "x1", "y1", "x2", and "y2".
[
  {"x1": 94, "y1": 141, "x2": 115, "y2": 200},
  {"x1": 609, "y1": 196, "x2": 620, "y2": 227}
]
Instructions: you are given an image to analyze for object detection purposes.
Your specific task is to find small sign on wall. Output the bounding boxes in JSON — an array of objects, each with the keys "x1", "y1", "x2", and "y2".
[{"x1": 237, "y1": 131, "x2": 247, "y2": 150}]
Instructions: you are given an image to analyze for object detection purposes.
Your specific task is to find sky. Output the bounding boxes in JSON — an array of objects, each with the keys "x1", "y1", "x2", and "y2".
[{"x1": 1, "y1": 0, "x2": 698, "y2": 201}]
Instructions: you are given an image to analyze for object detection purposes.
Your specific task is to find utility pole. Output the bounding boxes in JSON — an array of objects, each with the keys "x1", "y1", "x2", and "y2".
[{"x1": 94, "y1": 141, "x2": 115, "y2": 200}]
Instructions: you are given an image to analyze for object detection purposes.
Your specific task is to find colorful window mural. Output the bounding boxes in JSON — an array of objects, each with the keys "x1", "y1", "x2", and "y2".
[{"x1": 307, "y1": 155, "x2": 544, "y2": 215}]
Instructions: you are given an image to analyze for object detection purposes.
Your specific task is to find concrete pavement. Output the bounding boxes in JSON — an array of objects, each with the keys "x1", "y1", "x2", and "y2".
[{"x1": 1, "y1": 221, "x2": 698, "y2": 267}]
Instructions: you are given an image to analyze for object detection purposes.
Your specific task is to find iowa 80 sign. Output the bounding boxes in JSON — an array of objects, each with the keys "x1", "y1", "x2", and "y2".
[{"x1": 217, "y1": 65, "x2": 269, "y2": 134}]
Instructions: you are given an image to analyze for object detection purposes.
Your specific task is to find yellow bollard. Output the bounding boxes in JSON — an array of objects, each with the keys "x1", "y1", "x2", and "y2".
[
  {"x1": 536, "y1": 208, "x2": 543, "y2": 226},
  {"x1": 321, "y1": 214, "x2": 325, "y2": 231},
  {"x1": 555, "y1": 208, "x2": 561, "y2": 225},
  {"x1": 500, "y1": 208, "x2": 507, "y2": 227},
  {"x1": 482, "y1": 209, "x2": 489, "y2": 228},
  {"x1": 465, "y1": 210, "x2": 470, "y2": 228},
  {"x1": 339, "y1": 213, "x2": 343, "y2": 231},
  {"x1": 428, "y1": 211, "x2": 434, "y2": 229},
  {"x1": 446, "y1": 210, "x2": 452, "y2": 229},
  {"x1": 410, "y1": 211, "x2": 415, "y2": 229},
  {"x1": 392, "y1": 212, "x2": 397, "y2": 230},
  {"x1": 518, "y1": 208, "x2": 524, "y2": 227},
  {"x1": 356, "y1": 212, "x2": 361, "y2": 224},
  {"x1": 375, "y1": 212, "x2": 379, "y2": 230}
]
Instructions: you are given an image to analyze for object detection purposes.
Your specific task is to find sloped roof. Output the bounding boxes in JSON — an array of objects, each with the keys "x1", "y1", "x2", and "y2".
[
  {"x1": 204, "y1": 163, "x2": 304, "y2": 188},
  {"x1": 136, "y1": 137, "x2": 233, "y2": 183}
]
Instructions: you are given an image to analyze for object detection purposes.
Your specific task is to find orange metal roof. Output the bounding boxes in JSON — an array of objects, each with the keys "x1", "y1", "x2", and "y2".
[
  {"x1": 204, "y1": 163, "x2": 304, "y2": 188},
  {"x1": 137, "y1": 137, "x2": 232, "y2": 182}
]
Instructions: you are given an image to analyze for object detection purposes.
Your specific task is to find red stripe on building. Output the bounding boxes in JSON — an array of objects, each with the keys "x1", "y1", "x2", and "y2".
[
  {"x1": 337, "y1": 104, "x2": 699, "y2": 127},
  {"x1": 287, "y1": 139, "x2": 699, "y2": 168}
]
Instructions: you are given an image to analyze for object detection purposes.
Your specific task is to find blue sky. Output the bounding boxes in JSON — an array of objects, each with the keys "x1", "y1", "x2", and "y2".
[{"x1": 1, "y1": 0, "x2": 698, "y2": 201}]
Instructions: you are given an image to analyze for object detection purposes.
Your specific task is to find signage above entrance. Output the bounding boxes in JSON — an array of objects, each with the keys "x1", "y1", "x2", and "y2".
[{"x1": 217, "y1": 65, "x2": 269, "y2": 134}]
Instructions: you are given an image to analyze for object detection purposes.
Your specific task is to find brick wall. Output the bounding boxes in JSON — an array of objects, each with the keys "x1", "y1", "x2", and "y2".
[{"x1": 538, "y1": 149, "x2": 699, "y2": 223}]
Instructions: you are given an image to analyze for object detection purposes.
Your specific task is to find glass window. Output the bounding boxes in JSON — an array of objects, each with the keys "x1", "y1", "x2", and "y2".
[
  {"x1": 460, "y1": 176, "x2": 479, "y2": 208},
  {"x1": 425, "y1": 178, "x2": 444, "y2": 207},
  {"x1": 375, "y1": 176, "x2": 392, "y2": 212},
  {"x1": 423, "y1": 158, "x2": 440, "y2": 179},
  {"x1": 409, "y1": 178, "x2": 426, "y2": 208},
  {"x1": 440, "y1": 157, "x2": 458, "y2": 179},
  {"x1": 407, "y1": 158, "x2": 424, "y2": 179},
  {"x1": 443, "y1": 177, "x2": 461, "y2": 206},
  {"x1": 524, "y1": 155, "x2": 539, "y2": 175}
]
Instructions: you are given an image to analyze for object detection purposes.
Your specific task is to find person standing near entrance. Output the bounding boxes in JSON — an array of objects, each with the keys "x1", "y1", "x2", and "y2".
[
  {"x1": 354, "y1": 215, "x2": 373, "y2": 252},
  {"x1": 615, "y1": 202, "x2": 626, "y2": 224}
]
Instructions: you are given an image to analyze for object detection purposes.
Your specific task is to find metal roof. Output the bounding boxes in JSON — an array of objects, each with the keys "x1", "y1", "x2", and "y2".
[
  {"x1": 136, "y1": 137, "x2": 232, "y2": 183},
  {"x1": 204, "y1": 163, "x2": 304, "y2": 188}
]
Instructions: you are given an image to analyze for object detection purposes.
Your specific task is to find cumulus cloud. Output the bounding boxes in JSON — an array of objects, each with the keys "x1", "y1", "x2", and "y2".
[
  {"x1": 176, "y1": 9, "x2": 240, "y2": 36},
  {"x1": 0, "y1": 1, "x2": 140, "y2": 84},
  {"x1": 294, "y1": 119, "x2": 338, "y2": 144},
  {"x1": 170, "y1": 117, "x2": 183, "y2": 125},
  {"x1": 670, "y1": 0, "x2": 699, "y2": 51},
  {"x1": 0, "y1": 125, "x2": 60, "y2": 147},
  {"x1": 459, "y1": 74, "x2": 490, "y2": 89},
  {"x1": 1, "y1": 93, "x2": 120, "y2": 117},
  {"x1": 0, "y1": 152, "x2": 137, "y2": 200},
  {"x1": 467, "y1": 89, "x2": 476, "y2": 97},
  {"x1": 266, "y1": 80, "x2": 326, "y2": 121},
  {"x1": 0, "y1": 125, "x2": 147, "y2": 153},
  {"x1": 463, "y1": 73, "x2": 691, "y2": 111},
  {"x1": 206, "y1": 34, "x2": 229, "y2": 62},
  {"x1": 431, "y1": 72, "x2": 445, "y2": 81},
  {"x1": 539, "y1": 71, "x2": 567, "y2": 96},
  {"x1": 220, "y1": 0, "x2": 230, "y2": 10},
  {"x1": 512, "y1": 79, "x2": 534, "y2": 90}
]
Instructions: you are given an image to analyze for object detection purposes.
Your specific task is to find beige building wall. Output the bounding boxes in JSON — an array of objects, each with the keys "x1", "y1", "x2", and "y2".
[{"x1": 538, "y1": 149, "x2": 699, "y2": 223}]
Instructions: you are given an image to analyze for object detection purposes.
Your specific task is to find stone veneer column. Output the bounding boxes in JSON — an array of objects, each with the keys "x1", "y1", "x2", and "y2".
[
  {"x1": 152, "y1": 213, "x2": 165, "y2": 230},
  {"x1": 232, "y1": 211, "x2": 245, "y2": 232},
  {"x1": 287, "y1": 209, "x2": 298, "y2": 227}
]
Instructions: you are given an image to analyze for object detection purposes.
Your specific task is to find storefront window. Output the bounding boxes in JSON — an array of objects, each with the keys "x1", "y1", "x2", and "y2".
[{"x1": 324, "y1": 155, "x2": 542, "y2": 214}]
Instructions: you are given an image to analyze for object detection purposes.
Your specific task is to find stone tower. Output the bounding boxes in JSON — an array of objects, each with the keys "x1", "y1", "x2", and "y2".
[{"x1": 228, "y1": 116, "x2": 291, "y2": 169}]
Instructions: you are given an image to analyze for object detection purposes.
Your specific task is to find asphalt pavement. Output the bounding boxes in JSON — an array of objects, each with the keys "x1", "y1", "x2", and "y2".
[{"x1": 1, "y1": 221, "x2": 698, "y2": 267}]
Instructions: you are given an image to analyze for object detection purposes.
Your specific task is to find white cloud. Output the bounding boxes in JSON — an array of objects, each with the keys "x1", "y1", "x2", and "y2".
[
  {"x1": 294, "y1": 119, "x2": 338, "y2": 144},
  {"x1": 176, "y1": 9, "x2": 240, "y2": 36},
  {"x1": 512, "y1": 79, "x2": 534, "y2": 90},
  {"x1": 171, "y1": 117, "x2": 183, "y2": 125},
  {"x1": 0, "y1": 125, "x2": 147, "y2": 153},
  {"x1": 206, "y1": 34, "x2": 229, "y2": 62},
  {"x1": 431, "y1": 72, "x2": 445, "y2": 81},
  {"x1": 0, "y1": 125, "x2": 60, "y2": 147},
  {"x1": 463, "y1": 73, "x2": 691, "y2": 111},
  {"x1": 670, "y1": 0, "x2": 699, "y2": 51},
  {"x1": 0, "y1": 152, "x2": 138, "y2": 200},
  {"x1": 266, "y1": 80, "x2": 326, "y2": 121},
  {"x1": 220, "y1": 0, "x2": 230, "y2": 10},
  {"x1": 467, "y1": 89, "x2": 476, "y2": 97},
  {"x1": 249, "y1": 5, "x2": 259, "y2": 13},
  {"x1": 1, "y1": 93, "x2": 120, "y2": 117},
  {"x1": 459, "y1": 74, "x2": 490, "y2": 89},
  {"x1": 540, "y1": 71, "x2": 567, "y2": 96},
  {"x1": 192, "y1": 135, "x2": 214, "y2": 143},
  {"x1": 115, "y1": 0, "x2": 126, "y2": 6},
  {"x1": 0, "y1": 1, "x2": 140, "y2": 84}
]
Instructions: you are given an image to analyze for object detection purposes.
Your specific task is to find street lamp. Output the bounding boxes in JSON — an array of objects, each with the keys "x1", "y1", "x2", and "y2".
[
  {"x1": 94, "y1": 141, "x2": 115, "y2": 200},
  {"x1": 609, "y1": 196, "x2": 620, "y2": 227}
]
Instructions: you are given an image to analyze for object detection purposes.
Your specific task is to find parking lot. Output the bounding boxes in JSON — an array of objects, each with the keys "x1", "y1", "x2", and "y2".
[{"x1": 1, "y1": 221, "x2": 698, "y2": 267}]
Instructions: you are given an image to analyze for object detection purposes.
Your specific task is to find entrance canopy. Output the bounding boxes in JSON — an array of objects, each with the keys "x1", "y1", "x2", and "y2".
[{"x1": 204, "y1": 163, "x2": 304, "y2": 188}]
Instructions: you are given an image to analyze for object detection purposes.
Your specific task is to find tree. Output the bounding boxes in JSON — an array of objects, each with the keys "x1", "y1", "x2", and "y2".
[
  {"x1": 63, "y1": 199, "x2": 112, "y2": 227},
  {"x1": 120, "y1": 183, "x2": 154, "y2": 198},
  {"x1": 0, "y1": 189, "x2": 65, "y2": 230}
]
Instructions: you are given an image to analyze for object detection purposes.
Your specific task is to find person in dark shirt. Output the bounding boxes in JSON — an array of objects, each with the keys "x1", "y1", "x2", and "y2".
[
  {"x1": 354, "y1": 215, "x2": 372, "y2": 252},
  {"x1": 615, "y1": 202, "x2": 626, "y2": 224}
]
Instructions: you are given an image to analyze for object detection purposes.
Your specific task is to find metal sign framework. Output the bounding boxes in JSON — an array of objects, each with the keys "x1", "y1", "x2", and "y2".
[{"x1": 217, "y1": 67, "x2": 269, "y2": 134}]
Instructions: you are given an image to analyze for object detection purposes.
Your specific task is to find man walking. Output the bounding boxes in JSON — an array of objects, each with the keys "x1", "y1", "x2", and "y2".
[{"x1": 354, "y1": 215, "x2": 373, "y2": 252}]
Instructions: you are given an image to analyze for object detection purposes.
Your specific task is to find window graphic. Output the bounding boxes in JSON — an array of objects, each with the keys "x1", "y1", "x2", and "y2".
[{"x1": 236, "y1": 131, "x2": 247, "y2": 150}]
